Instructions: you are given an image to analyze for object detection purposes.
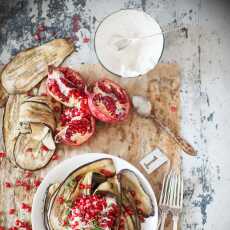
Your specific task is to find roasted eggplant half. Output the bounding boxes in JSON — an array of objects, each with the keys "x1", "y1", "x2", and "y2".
[
  {"x1": 119, "y1": 169, "x2": 154, "y2": 218},
  {"x1": 1, "y1": 39, "x2": 74, "y2": 94},
  {"x1": 3, "y1": 94, "x2": 57, "y2": 170}
]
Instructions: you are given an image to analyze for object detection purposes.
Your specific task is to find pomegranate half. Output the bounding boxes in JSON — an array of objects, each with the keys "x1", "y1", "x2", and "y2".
[
  {"x1": 87, "y1": 79, "x2": 130, "y2": 123},
  {"x1": 47, "y1": 66, "x2": 86, "y2": 107},
  {"x1": 55, "y1": 106, "x2": 95, "y2": 146}
]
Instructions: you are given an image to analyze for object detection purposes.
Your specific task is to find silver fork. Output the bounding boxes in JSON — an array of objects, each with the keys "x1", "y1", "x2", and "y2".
[
  {"x1": 158, "y1": 170, "x2": 184, "y2": 230},
  {"x1": 168, "y1": 171, "x2": 183, "y2": 230},
  {"x1": 158, "y1": 171, "x2": 172, "y2": 230}
]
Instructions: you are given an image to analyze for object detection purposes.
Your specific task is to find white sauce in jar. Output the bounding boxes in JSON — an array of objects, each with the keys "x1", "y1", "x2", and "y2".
[{"x1": 94, "y1": 9, "x2": 164, "y2": 78}]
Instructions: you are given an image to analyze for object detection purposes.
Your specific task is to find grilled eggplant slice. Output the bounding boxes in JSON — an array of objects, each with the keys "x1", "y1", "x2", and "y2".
[
  {"x1": 13, "y1": 97, "x2": 56, "y2": 170},
  {"x1": 1, "y1": 38, "x2": 74, "y2": 94},
  {"x1": 14, "y1": 130, "x2": 55, "y2": 171},
  {"x1": 121, "y1": 193, "x2": 141, "y2": 230},
  {"x1": 19, "y1": 100, "x2": 56, "y2": 131},
  {"x1": 3, "y1": 94, "x2": 27, "y2": 165},
  {"x1": 95, "y1": 176, "x2": 120, "y2": 195},
  {"x1": 119, "y1": 169, "x2": 154, "y2": 218},
  {"x1": 48, "y1": 158, "x2": 116, "y2": 230}
]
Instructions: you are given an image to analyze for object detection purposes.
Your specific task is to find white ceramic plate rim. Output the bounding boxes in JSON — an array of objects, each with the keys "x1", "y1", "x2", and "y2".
[{"x1": 32, "y1": 153, "x2": 158, "y2": 230}]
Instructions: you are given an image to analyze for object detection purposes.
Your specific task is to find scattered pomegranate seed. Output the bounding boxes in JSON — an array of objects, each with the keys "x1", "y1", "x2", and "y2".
[
  {"x1": 62, "y1": 220, "x2": 68, "y2": 226},
  {"x1": 83, "y1": 37, "x2": 90, "y2": 43},
  {"x1": 9, "y1": 208, "x2": 16, "y2": 215},
  {"x1": 15, "y1": 179, "x2": 22, "y2": 186},
  {"x1": 9, "y1": 227, "x2": 18, "y2": 230},
  {"x1": 15, "y1": 219, "x2": 31, "y2": 230},
  {"x1": 24, "y1": 171, "x2": 33, "y2": 178},
  {"x1": 34, "y1": 179, "x2": 41, "y2": 188},
  {"x1": 40, "y1": 145, "x2": 49, "y2": 152},
  {"x1": 34, "y1": 33, "x2": 41, "y2": 41},
  {"x1": 0, "y1": 226, "x2": 5, "y2": 230},
  {"x1": 0, "y1": 152, "x2": 6, "y2": 158},
  {"x1": 41, "y1": 93, "x2": 48, "y2": 96},
  {"x1": 5, "y1": 181, "x2": 12, "y2": 188},
  {"x1": 170, "y1": 106, "x2": 177, "y2": 112},
  {"x1": 21, "y1": 203, "x2": 31, "y2": 213},
  {"x1": 52, "y1": 153, "x2": 59, "y2": 161}
]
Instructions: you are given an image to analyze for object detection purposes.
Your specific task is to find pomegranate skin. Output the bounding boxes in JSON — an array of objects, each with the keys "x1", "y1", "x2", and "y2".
[{"x1": 87, "y1": 79, "x2": 131, "y2": 123}]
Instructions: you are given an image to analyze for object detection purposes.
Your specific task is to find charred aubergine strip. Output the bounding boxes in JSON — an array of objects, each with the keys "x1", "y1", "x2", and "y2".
[{"x1": 1, "y1": 39, "x2": 74, "y2": 94}]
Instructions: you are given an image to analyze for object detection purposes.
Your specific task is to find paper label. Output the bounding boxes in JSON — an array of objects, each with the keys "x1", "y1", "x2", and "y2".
[{"x1": 140, "y1": 148, "x2": 168, "y2": 174}]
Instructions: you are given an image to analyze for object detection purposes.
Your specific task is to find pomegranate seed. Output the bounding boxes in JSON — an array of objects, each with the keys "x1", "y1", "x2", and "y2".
[
  {"x1": 0, "y1": 227, "x2": 5, "y2": 230},
  {"x1": 40, "y1": 145, "x2": 49, "y2": 152},
  {"x1": 9, "y1": 227, "x2": 18, "y2": 230},
  {"x1": 52, "y1": 153, "x2": 59, "y2": 161},
  {"x1": 5, "y1": 182, "x2": 12, "y2": 188},
  {"x1": 15, "y1": 179, "x2": 22, "y2": 186},
  {"x1": 170, "y1": 106, "x2": 177, "y2": 112},
  {"x1": 100, "y1": 169, "x2": 113, "y2": 177},
  {"x1": 21, "y1": 203, "x2": 31, "y2": 212},
  {"x1": 9, "y1": 208, "x2": 16, "y2": 215},
  {"x1": 24, "y1": 171, "x2": 33, "y2": 178},
  {"x1": 0, "y1": 152, "x2": 6, "y2": 158},
  {"x1": 34, "y1": 179, "x2": 41, "y2": 188},
  {"x1": 34, "y1": 33, "x2": 41, "y2": 41},
  {"x1": 83, "y1": 37, "x2": 90, "y2": 43}
]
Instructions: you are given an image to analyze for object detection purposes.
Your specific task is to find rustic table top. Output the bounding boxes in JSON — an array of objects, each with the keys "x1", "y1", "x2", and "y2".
[{"x1": 0, "y1": 0, "x2": 229, "y2": 229}]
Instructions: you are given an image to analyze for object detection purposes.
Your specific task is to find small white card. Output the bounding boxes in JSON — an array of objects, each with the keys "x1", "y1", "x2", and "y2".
[{"x1": 140, "y1": 148, "x2": 168, "y2": 174}]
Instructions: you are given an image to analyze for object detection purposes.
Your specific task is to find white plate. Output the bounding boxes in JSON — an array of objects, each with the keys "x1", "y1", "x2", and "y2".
[{"x1": 32, "y1": 153, "x2": 158, "y2": 230}]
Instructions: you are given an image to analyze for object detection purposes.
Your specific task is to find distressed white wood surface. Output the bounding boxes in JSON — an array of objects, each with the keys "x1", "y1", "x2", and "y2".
[{"x1": 0, "y1": 0, "x2": 229, "y2": 229}]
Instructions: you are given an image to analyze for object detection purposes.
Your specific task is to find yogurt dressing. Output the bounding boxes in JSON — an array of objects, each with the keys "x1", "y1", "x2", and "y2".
[{"x1": 95, "y1": 9, "x2": 164, "y2": 78}]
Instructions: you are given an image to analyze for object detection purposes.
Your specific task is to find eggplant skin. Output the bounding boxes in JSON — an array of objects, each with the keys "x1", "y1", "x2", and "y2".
[
  {"x1": 1, "y1": 38, "x2": 74, "y2": 94},
  {"x1": 44, "y1": 184, "x2": 60, "y2": 230},
  {"x1": 119, "y1": 169, "x2": 155, "y2": 218},
  {"x1": 0, "y1": 65, "x2": 8, "y2": 107}
]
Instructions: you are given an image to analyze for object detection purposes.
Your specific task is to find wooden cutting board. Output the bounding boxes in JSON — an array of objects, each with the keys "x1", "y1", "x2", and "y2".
[{"x1": 0, "y1": 63, "x2": 181, "y2": 229}]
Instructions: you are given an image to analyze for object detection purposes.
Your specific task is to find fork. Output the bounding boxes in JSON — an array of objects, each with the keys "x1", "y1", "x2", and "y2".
[
  {"x1": 158, "y1": 170, "x2": 184, "y2": 230},
  {"x1": 158, "y1": 171, "x2": 171, "y2": 230},
  {"x1": 168, "y1": 171, "x2": 183, "y2": 230}
]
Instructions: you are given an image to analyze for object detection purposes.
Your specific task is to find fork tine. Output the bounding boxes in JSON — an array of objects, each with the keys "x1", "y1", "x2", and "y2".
[
  {"x1": 165, "y1": 170, "x2": 174, "y2": 206},
  {"x1": 176, "y1": 173, "x2": 180, "y2": 207},
  {"x1": 180, "y1": 175, "x2": 184, "y2": 208},
  {"x1": 159, "y1": 174, "x2": 167, "y2": 205},
  {"x1": 160, "y1": 170, "x2": 172, "y2": 205},
  {"x1": 169, "y1": 171, "x2": 177, "y2": 207}
]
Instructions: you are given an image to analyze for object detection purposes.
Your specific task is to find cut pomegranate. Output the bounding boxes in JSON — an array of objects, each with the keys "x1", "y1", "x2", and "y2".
[
  {"x1": 47, "y1": 66, "x2": 86, "y2": 107},
  {"x1": 87, "y1": 79, "x2": 130, "y2": 123},
  {"x1": 55, "y1": 106, "x2": 95, "y2": 146}
]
